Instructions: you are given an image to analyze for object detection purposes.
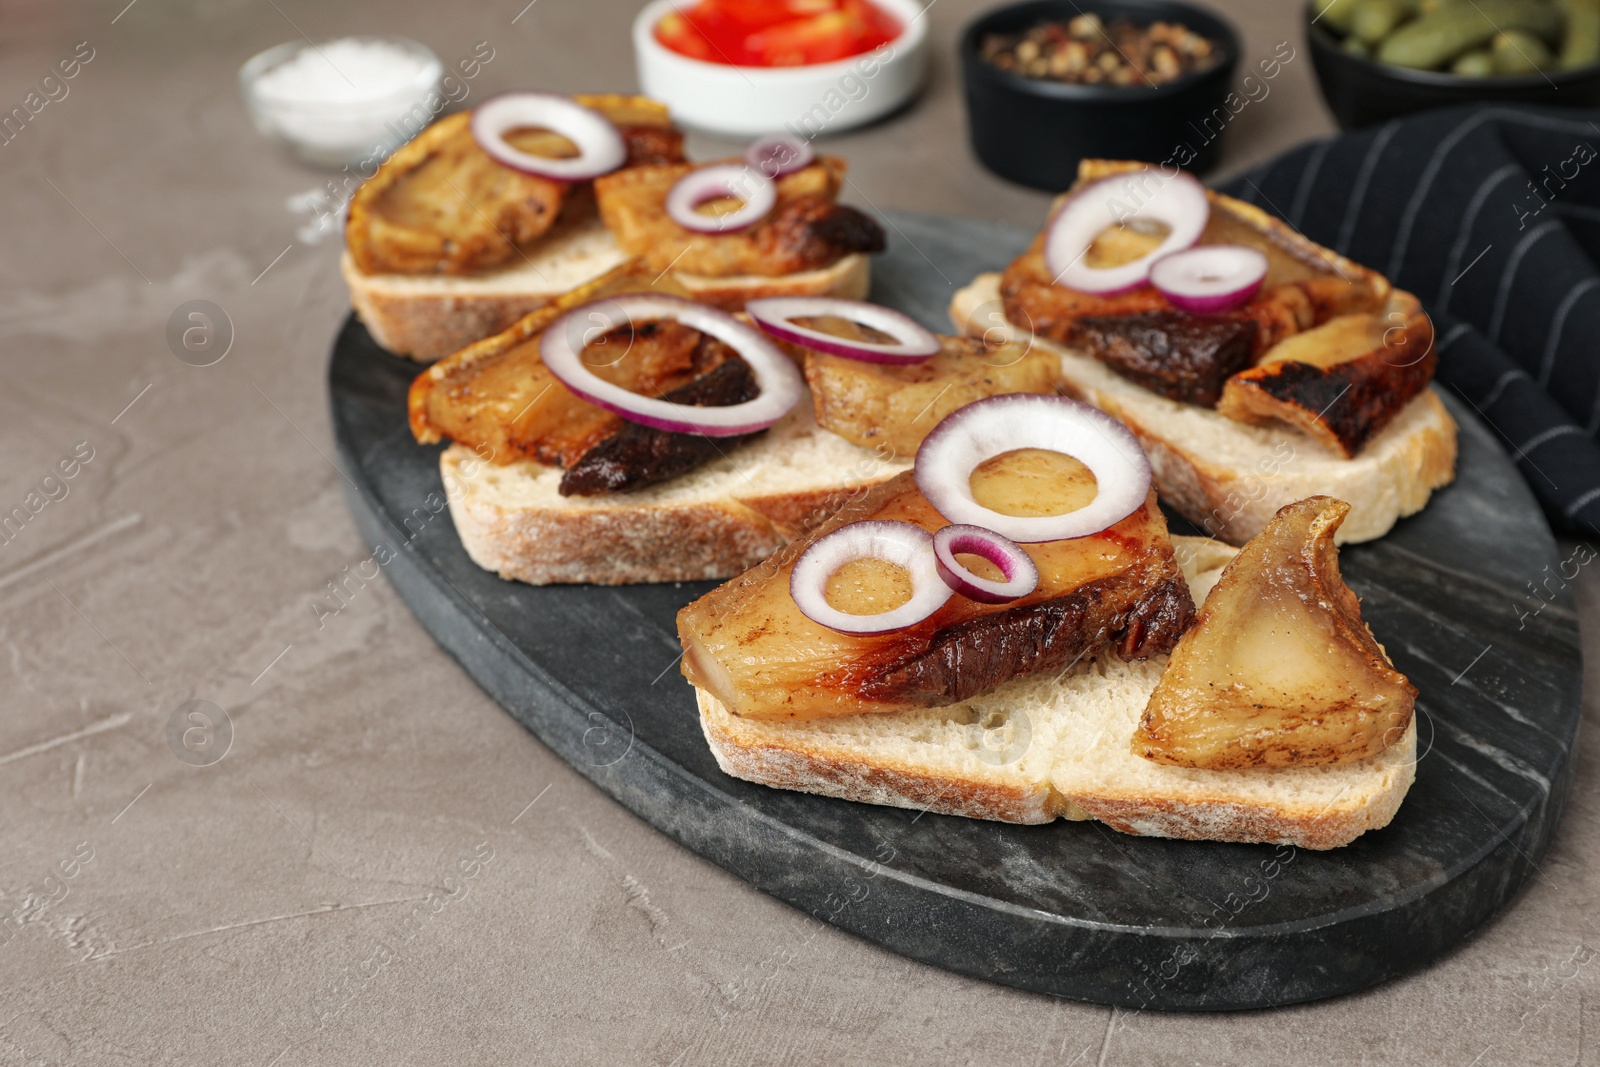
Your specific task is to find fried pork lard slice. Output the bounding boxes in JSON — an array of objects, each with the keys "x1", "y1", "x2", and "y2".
[
  {"x1": 410, "y1": 264, "x2": 733, "y2": 470},
  {"x1": 347, "y1": 95, "x2": 684, "y2": 276},
  {"x1": 804, "y1": 333, "x2": 1060, "y2": 456},
  {"x1": 678, "y1": 470, "x2": 1194, "y2": 722},
  {"x1": 594, "y1": 156, "x2": 885, "y2": 278},
  {"x1": 1133, "y1": 496, "x2": 1416, "y2": 769}
]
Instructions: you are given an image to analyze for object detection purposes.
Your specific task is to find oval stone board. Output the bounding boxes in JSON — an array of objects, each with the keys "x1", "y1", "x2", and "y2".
[{"x1": 328, "y1": 211, "x2": 1582, "y2": 1010}]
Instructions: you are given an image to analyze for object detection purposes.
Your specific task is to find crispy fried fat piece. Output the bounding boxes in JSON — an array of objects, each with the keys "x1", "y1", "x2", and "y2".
[
  {"x1": 1133, "y1": 496, "x2": 1416, "y2": 769},
  {"x1": 679, "y1": 472, "x2": 1194, "y2": 722},
  {"x1": 594, "y1": 156, "x2": 885, "y2": 278},
  {"x1": 409, "y1": 262, "x2": 726, "y2": 469},
  {"x1": 804, "y1": 333, "x2": 1059, "y2": 456},
  {"x1": 348, "y1": 95, "x2": 683, "y2": 276},
  {"x1": 1217, "y1": 292, "x2": 1437, "y2": 458},
  {"x1": 1001, "y1": 160, "x2": 1434, "y2": 455}
]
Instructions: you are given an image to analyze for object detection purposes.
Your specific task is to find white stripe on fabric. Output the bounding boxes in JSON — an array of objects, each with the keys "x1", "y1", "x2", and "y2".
[
  {"x1": 1538, "y1": 276, "x2": 1600, "y2": 387},
  {"x1": 1478, "y1": 368, "x2": 1528, "y2": 411},
  {"x1": 1238, "y1": 159, "x2": 1275, "y2": 206},
  {"x1": 1436, "y1": 163, "x2": 1521, "y2": 308},
  {"x1": 1257, "y1": 157, "x2": 1280, "y2": 193},
  {"x1": 1556, "y1": 202, "x2": 1600, "y2": 223},
  {"x1": 1335, "y1": 123, "x2": 1400, "y2": 256},
  {"x1": 1562, "y1": 484, "x2": 1600, "y2": 518},
  {"x1": 1520, "y1": 423, "x2": 1586, "y2": 453},
  {"x1": 1437, "y1": 321, "x2": 1473, "y2": 353},
  {"x1": 1385, "y1": 109, "x2": 1600, "y2": 279},
  {"x1": 1288, "y1": 139, "x2": 1331, "y2": 228},
  {"x1": 1486, "y1": 220, "x2": 1561, "y2": 342},
  {"x1": 1579, "y1": 344, "x2": 1600, "y2": 433}
]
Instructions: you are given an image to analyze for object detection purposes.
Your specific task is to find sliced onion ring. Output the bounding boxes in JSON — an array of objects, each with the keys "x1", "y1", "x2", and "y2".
[
  {"x1": 539, "y1": 294, "x2": 802, "y2": 436},
  {"x1": 665, "y1": 164, "x2": 777, "y2": 234},
  {"x1": 745, "y1": 133, "x2": 814, "y2": 179},
  {"x1": 933, "y1": 525, "x2": 1040, "y2": 604},
  {"x1": 1150, "y1": 244, "x2": 1269, "y2": 315},
  {"x1": 790, "y1": 521, "x2": 953, "y2": 635},
  {"x1": 745, "y1": 297, "x2": 941, "y2": 364},
  {"x1": 1044, "y1": 170, "x2": 1210, "y2": 295},
  {"x1": 915, "y1": 394, "x2": 1152, "y2": 543},
  {"x1": 470, "y1": 92, "x2": 627, "y2": 181}
]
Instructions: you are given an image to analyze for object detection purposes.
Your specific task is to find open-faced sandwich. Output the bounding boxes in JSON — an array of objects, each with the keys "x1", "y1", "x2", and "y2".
[
  {"x1": 344, "y1": 92, "x2": 884, "y2": 361},
  {"x1": 409, "y1": 264, "x2": 1059, "y2": 585},
  {"x1": 676, "y1": 390, "x2": 1418, "y2": 848},
  {"x1": 951, "y1": 159, "x2": 1459, "y2": 545}
]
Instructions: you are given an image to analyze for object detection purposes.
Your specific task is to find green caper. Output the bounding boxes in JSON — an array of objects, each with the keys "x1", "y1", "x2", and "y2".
[
  {"x1": 1561, "y1": 0, "x2": 1600, "y2": 67},
  {"x1": 1314, "y1": 0, "x2": 1364, "y2": 33},
  {"x1": 1492, "y1": 28, "x2": 1555, "y2": 71},
  {"x1": 1352, "y1": 0, "x2": 1408, "y2": 43},
  {"x1": 1378, "y1": 0, "x2": 1564, "y2": 69},
  {"x1": 1451, "y1": 47, "x2": 1497, "y2": 73}
]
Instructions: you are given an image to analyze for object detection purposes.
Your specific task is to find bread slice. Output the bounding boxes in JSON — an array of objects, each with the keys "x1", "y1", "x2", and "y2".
[
  {"x1": 696, "y1": 537, "x2": 1417, "y2": 849},
  {"x1": 345, "y1": 214, "x2": 872, "y2": 363},
  {"x1": 951, "y1": 274, "x2": 1458, "y2": 545},
  {"x1": 440, "y1": 400, "x2": 910, "y2": 586},
  {"x1": 343, "y1": 214, "x2": 628, "y2": 363}
]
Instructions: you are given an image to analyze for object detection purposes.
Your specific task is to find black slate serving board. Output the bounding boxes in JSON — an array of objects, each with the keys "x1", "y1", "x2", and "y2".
[{"x1": 329, "y1": 212, "x2": 1582, "y2": 1010}]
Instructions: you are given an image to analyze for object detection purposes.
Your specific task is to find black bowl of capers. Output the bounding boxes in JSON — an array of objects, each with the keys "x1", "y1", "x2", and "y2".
[
  {"x1": 961, "y1": 0, "x2": 1242, "y2": 190},
  {"x1": 1307, "y1": 0, "x2": 1600, "y2": 129}
]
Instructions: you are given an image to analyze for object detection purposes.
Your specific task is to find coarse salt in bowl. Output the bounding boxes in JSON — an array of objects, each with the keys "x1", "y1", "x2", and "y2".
[{"x1": 240, "y1": 36, "x2": 442, "y2": 168}]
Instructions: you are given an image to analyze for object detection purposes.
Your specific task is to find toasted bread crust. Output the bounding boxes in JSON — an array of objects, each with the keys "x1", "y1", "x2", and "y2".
[
  {"x1": 1132, "y1": 391, "x2": 1457, "y2": 545},
  {"x1": 1062, "y1": 750, "x2": 1414, "y2": 851},
  {"x1": 346, "y1": 242, "x2": 871, "y2": 362},
  {"x1": 697, "y1": 688, "x2": 1416, "y2": 848},
  {"x1": 448, "y1": 450, "x2": 791, "y2": 584},
  {"x1": 441, "y1": 441, "x2": 902, "y2": 586},
  {"x1": 698, "y1": 689, "x2": 1059, "y2": 824},
  {"x1": 341, "y1": 250, "x2": 575, "y2": 363}
]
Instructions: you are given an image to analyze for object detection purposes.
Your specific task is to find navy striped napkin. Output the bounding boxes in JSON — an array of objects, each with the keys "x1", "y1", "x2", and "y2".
[{"x1": 1221, "y1": 104, "x2": 1600, "y2": 538}]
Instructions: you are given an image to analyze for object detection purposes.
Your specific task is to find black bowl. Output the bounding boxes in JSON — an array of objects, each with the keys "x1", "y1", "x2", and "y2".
[
  {"x1": 960, "y1": 0, "x2": 1241, "y2": 191},
  {"x1": 1306, "y1": 4, "x2": 1600, "y2": 130}
]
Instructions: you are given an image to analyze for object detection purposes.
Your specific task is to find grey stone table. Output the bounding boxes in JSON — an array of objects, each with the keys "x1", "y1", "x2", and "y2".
[{"x1": 1, "y1": 1, "x2": 1596, "y2": 1065}]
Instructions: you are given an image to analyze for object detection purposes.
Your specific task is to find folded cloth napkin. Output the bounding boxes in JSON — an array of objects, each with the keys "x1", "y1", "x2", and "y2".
[{"x1": 1220, "y1": 104, "x2": 1600, "y2": 539}]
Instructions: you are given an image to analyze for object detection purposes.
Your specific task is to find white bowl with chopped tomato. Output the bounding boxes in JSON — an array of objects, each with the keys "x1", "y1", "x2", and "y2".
[{"x1": 633, "y1": 0, "x2": 929, "y2": 137}]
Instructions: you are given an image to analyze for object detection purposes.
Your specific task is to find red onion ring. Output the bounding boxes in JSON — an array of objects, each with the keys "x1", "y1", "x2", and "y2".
[
  {"x1": 469, "y1": 92, "x2": 627, "y2": 181},
  {"x1": 1044, "y1": 170, "x2": 1210, "y2": 295},
  {"x1": 665, "y1": 164, "x2": 777, "y2": 234},
  {"x1": 745, "y1": 133, "x2": 815, "y2": 179},
  {"x1": 745, "y1": 297, "x2": 940, "y2": 365},
  {"x1": 1150, "y1": 244, "x2": 1269, "y2": 315},
  {"x1": 932, "y1": 525, "x2": 1040, "y2": 604},
  {"x1": 914, "y1": 394, "x2": 1152, "y2": 543},
  {"x1": 789, "y1": 521, "x2": 953, "y2": 635},
  {"x1": 539, "y1": 294, "x2": 802, "y2": 436}
]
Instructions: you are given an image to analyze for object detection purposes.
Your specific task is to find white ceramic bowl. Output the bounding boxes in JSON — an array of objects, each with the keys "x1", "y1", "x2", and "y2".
[
  {"x1": 633, "y1": 0, "x2": 929, "y2": 138},
  {"x1": 240, "y1": 36, "x2": 442, "y2": 168}
]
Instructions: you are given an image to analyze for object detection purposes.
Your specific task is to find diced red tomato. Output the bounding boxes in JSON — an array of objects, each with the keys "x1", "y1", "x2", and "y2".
[{"x1": 655, "y1": 0, "x2": 901, "y2": 67}]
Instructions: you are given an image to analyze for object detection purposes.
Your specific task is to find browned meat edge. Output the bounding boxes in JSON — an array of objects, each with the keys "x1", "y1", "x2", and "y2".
[
  {"x1": 1222, "y1": 342, "x2": 1437, "y2": 457},
  {"x1": 1070, "y1": 310, "x2": 1259, "y2": 407},
  {"x1": 559, "y1": 356, "x2": 761, "y2": 496},
  {"x1": 856, "y1": 571, "x2": 1195, "y2": 708}
]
